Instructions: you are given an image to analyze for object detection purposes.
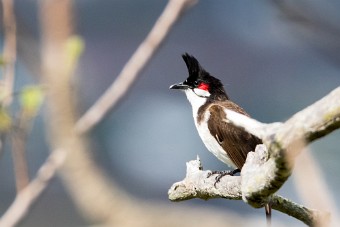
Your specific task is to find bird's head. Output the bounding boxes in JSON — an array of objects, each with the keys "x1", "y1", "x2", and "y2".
[{"x1": 170, "y1": 53, "x2": 228, "y2": 101}]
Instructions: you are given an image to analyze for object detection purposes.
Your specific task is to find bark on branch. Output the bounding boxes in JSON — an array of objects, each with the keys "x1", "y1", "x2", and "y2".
[
  {"x1": 168, "y1": 157, "x2": 328, "y2": 226},
  {"x1": 169, "y1": 87, "x2": 340, "y2": 226}
]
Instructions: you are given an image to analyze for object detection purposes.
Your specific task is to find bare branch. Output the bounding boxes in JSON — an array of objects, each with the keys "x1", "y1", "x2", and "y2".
[
  {"x1": 226, "y1": 87, "x2": 340, "y2": 146},
  {"x1": 270, "y1": 194, "x2": 329, "y2": 227},
  {"x1": 1, "y1": 0, "x2": 16, "y2": 106},
  {"x1": 75, "y1": 0, "x2": 198, "y2": 134},
  {"x1": 293, "y1": 151, "x2": 340, "y2": 227},
  {"x1": 168, "y1": 155, "x2": 327, "y2": 226},
  {"x1": 2, "y1": 0, "x2": 30, "y2": 193},
  {"x1": 0, "y1": 149, "x2": 66, "y2": 227},
  {"x1": 10, "y1": 130, "x2": 29, "y2": 192},
  {"x1": 168, "y1": 157, "x2": 242, "y2": 201}
]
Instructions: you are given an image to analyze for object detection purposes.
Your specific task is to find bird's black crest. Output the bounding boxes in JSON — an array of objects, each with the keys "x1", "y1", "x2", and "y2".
[
  {"x1": 182, "y1": 53, "x2": 202, "y2": 79},
  {"x1": 182, "y1": 53, "x2": 229, "y2": 100}
]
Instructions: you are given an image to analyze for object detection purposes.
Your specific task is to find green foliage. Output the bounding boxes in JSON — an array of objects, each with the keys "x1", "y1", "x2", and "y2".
[
  {"x1": 0, "y1": 55, "x2": 5, "y2": 66},
  {"x1": 19, "y1": 86, "x2": 44, "y2": 118},
  {"x1": 65, "y1": 35, "x2": 85, "y2": 70},
  {"x1": 0, "y1": 108, "x2": 11, "y2": 132}
]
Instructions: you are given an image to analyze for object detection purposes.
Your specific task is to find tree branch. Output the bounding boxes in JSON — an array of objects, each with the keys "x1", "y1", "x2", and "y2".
[
  {"x1": 168, "y1": 156, "x2": 329, "y2": 226},
  {"x1": 0, "y1": 148, "x2": 67, "y2": 227},
  {"x1": 75, "y1": 0, "x2": 197, "y2": 134},
  {"x1": 224, "y1": 87, "x2": 340, "y2": 147},
  {"x1": 1, "y1": 0, "x2": 16, "y2": 106},
  {"x1": 271, "y1": 194, "x2": 328, "y2": 226},
  {"x1": 2, "y1": 0, "x2": 31, "y2": 193},
  {"x1": 168, "y1": 156, "x2": 242, "y2": 201}
]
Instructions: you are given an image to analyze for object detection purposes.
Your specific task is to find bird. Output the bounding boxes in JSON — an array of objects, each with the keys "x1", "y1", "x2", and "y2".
[{"x1": 169, "y1": 53, "x2": 271, "y2": 223}]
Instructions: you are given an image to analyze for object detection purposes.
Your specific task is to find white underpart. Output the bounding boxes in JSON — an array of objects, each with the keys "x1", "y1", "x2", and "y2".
[
  {"x1": 193, "y1": 88, "x2": 210, "y2": 98},
  {"x1": 184, "y1": 89, "x2": 236, "y2": 168},
  {"x1": 184, "y1": 89, "x2": 207, "y2": 115}
]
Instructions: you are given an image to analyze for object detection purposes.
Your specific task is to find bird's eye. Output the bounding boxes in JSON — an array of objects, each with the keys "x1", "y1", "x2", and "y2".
[{"x1": 194, "y1": 81, "x2": 199, "y2": 86}]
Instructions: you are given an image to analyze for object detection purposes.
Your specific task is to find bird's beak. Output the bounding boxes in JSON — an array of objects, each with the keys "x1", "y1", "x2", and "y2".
[{"x1": 169, "y1": 82, "x2": 189, "y2": 90}]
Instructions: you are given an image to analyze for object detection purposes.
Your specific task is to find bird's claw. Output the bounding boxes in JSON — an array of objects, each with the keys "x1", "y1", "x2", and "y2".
[{"x1": 207, "y1": 169, "x2": 240, "y2": 187}]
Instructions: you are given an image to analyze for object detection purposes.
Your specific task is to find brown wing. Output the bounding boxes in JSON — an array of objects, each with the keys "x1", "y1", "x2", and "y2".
[{"x1": 207, "y1": 102, "x2": 262, "y2": 169}]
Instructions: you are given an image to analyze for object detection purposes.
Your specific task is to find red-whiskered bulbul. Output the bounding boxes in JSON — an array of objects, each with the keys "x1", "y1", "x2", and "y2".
[{"x1": 170, "y1": 53, "x2": 271, "y2": 223}]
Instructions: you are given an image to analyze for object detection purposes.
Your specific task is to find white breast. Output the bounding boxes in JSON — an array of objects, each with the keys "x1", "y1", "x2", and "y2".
[{"x1": 184, "y1": 89, "x2": 236, "y2": 168}]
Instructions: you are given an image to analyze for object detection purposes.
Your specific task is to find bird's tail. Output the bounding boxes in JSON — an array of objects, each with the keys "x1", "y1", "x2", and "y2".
[{"x1": 265, "y1": 203, "x2": 272, "y2": 227}]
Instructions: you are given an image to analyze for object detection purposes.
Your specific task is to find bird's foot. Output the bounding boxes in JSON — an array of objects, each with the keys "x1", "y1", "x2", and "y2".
[{"x1": 207, "y1": 169, "x2": 240, "y2": 187}]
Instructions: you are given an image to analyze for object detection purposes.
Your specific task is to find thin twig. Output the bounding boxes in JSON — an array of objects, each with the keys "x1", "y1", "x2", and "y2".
[
  {"x1": 2, "y1": 0, "x2": 30, "y2": 192},
  {"x1": 293, "y1": 151, "x2": 339, "y2": 227},
  {"x1": 0, "y1": 149, "x2": 67, "y2": 227},
  {"x1": 10, "y1": 129, "x2": 29, "y2": 192},
  {"x1": 1, "y1": 0, "x2": 16, "y2": 106},
  {"x1": 75, "y1": 0, "x2": 197, "y2": 134}
]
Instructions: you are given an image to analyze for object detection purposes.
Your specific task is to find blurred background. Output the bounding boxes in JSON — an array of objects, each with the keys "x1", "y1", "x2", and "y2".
[{"x1": 1, "y1": 0, "x2": 340, "y2": 226}]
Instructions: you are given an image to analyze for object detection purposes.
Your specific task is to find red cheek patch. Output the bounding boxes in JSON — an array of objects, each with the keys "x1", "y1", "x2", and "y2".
[{"x1": 198, "y1": 82, "x2": 209, "y2": 91}]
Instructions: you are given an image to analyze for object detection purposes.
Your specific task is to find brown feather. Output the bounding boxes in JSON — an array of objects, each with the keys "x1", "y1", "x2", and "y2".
[{"x1": 199, "y1": 101, "x2": 261, "y2": 169}]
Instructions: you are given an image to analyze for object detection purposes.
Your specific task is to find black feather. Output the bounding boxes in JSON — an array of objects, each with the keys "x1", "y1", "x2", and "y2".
[
  {"x1": 182, "y1": 53, "x2": 201, "y2": 79},
  {"x1": 182, "y1": 53, "x2": 229, "y2": 100}
]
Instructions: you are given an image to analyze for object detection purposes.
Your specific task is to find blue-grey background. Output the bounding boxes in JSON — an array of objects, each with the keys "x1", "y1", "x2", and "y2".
[{"x1": 0, "y1": 0, "x2": 340, "y2": 226}]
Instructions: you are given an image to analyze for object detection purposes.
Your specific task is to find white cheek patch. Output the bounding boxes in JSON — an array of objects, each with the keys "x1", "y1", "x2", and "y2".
[{"x1": 193, "y1": 88, "x2": 211, "y2": 98}]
